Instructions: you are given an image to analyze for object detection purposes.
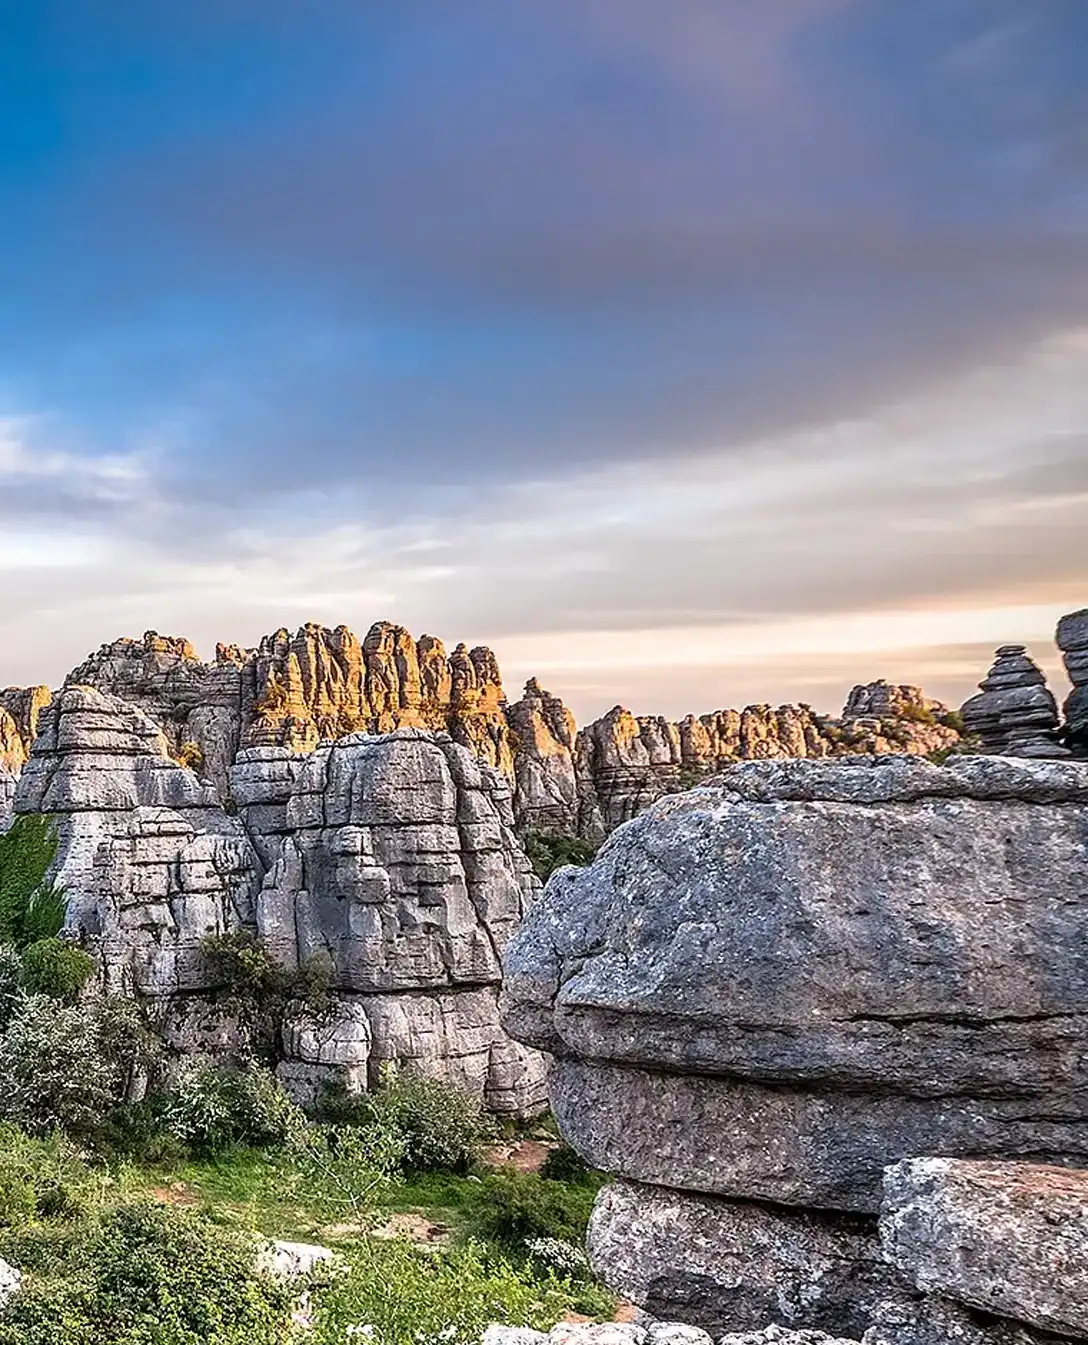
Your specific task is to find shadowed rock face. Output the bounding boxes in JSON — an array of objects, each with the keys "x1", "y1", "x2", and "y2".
[
  {"x1": 502, "y1": 753, "x2": 1088, "y2": 1331},
  {"x1": 1058, "y1": 608, "x2": 1088, "y2": 747},
  {"x1": 13, "y1": 686, "x2": 545, "y2": 1116}
]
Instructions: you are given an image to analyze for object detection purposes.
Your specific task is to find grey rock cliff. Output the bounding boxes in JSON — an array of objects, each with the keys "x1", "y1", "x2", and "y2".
[
  {"x1": 1057, "y1": 608, "x2": 1088, "y2": 746},
  {"x1": 13, "y1": 687, "x2": 544, "y2": 1114},
  {"x1": 880, "y1": 1158, "x2": 1088, "y2": 1340}
]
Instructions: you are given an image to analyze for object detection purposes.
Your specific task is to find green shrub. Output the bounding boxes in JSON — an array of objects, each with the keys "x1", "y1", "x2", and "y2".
[
  {"x1": 311, "y1": 1236, "x2": 578, "y2": 1345},
  {"x1": 0, "y1": 1199, "x2": 296, "y2": 1345},
  {"x1": 0, "y1": 945, "x2": 24, "y2": 1031},
  {"x1": 335, "y1": 1069, "x2": 496, "y2": 1175},
  {"x1": 522, "y1": 830, "x2": 599, "y2": 882},
  {"x1": 19, "y1": 937, "x2": 96, "y2": 1001},
  {"x1": 465, "y1": 1169, "x2": 602, "y2": 1250},
  {"x1": 539, "y1": 1142, "x2": 597, "y2": 1185},
  {"x1": 287, "y1": 1121, "x2": 406, "y2": 1217},
  {"x1": 161, "y1": 1060, "x2": 305, "y2": 1155},
  {"x1": 938, "y1": 709, "x2": 966, "y2": 733},
  {"x1": 0, "y1": 815, "x2": 66, "y2": 950}
]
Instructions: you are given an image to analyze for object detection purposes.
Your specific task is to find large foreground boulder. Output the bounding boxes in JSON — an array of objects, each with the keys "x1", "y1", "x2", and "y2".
[{"x1": 502, "y1": 754, "x2": 1088, "y2": 1332}]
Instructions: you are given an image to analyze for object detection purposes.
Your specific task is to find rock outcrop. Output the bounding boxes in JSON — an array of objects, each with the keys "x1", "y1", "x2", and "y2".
[
  {"x1": 961, "y1": 646, "x2": 1066, "y2": 758},
  {"x1": 505, "y1": 680, "x2": 579, "y2": 833},
  {"x1": 502, "y1": 754, "x2": 1088, "y2": 1334},
  {"x1": 571, "y1": 686, "x2": 961, "y2": 838},
  {"x1": 0, "y1": 764, "x2": 15, "y2": 832},
  {"x1": 0, "y1": 685, "x2": 50, "y2": 774},
  {"x1": 13, "y1": 686, "x2": 544, "y2": 1114},
  {"x1": 1057, "y1": 608, "x2": 1088, "y2": 750}
]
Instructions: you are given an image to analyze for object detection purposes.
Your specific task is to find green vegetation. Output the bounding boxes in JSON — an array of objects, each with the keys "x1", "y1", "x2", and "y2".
[
  {"x1": 0, "y1": 822, "x2": 613, "y2": 1341},
  {"x1": 522, "y1": 829, "x2": 599, "y2": 881},
  {"x1": 0, "y1": 816, "x2": 66, "y2": 951}
]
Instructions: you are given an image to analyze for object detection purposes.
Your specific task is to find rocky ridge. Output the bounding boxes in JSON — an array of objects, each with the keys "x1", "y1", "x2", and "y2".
[
  {"x1": 501, "y1": 752, "x2": 1088, "y2": 1340},
  {"x1": 1, "y1": 623, "x2": 966, "y2": 843},
  {"x1": 12, "y1": 685, "x2": 545, "y2": 1115}
]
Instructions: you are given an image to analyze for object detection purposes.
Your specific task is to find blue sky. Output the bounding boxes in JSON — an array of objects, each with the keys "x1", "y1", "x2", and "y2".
[{"x1": 1, "y1": 1, "x2": 1086, "y2": 717}]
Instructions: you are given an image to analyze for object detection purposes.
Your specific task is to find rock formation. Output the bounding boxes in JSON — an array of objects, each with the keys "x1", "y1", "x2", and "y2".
[
  {"x1": 502, "y1": 753, "x2": 1088, "y2": 1336},
  {"x1": 505, "y1": 679, "x2": 579, "y2": 833},
  {"x1": 0, "y1": 764, "x2": 15, "y2": 833},
  {"x1": 960, "y1": 646, "x2": 1066, "y2": 758},
  {"x1": 1057, "y1": 608, "x2": 1088, "y2": 750},
  {"x1": 13, "y1": 686, "x2": 545, "y2": 1115},
  {"x1": 0, "y1": 684, "x2": 50, "y2": 774}
]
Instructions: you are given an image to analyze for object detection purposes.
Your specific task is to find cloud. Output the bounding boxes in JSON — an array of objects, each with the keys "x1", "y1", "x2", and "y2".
[{"x1": 0, "y1": 327, "x2": 1084, "y2": 722}]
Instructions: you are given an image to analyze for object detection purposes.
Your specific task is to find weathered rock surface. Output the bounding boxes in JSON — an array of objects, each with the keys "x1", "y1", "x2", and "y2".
[
  {"x1": 0, "y1": 765, "x2": 15, "y2": 833},
  {"x1": 961, "y1": 646, "x2": 1066, "y2": 758},
  {"x1": 862, "y1": 1295, "x2": 1058, "y2": 1345},
  {"x1": 880, "y1": 1159, "x2": 1088, "y2": 1340},
  {"x1": 506, "y1": 679, "x2": 579, "y2": 833},
  {"x1": 504, "y1": 754, "x2": 1088, "y2": 1210},
  {"x1": 721, "y1": 1332, "x2": 859, "y2": 1345},
  {"x1": 1057, "y1": 609, "x2": 1088, "y2": 750},
  {"x1": 13, "y1": 687, "x2": 544, "y2": 1113},
  {"x1": 0, "y1": 685, "x2": 51, "y2": 774},
  {"x1": 587, "y1": 1181, "x2": 905, "y2": 1337},
  {"x1": 573, "y1": 686, "x2": 961, "y2": 838}
]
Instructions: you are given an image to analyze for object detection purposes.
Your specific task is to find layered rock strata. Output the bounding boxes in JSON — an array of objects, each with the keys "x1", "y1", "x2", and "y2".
[
  {"x1": 502, "y1": 754, "x2": 1088, "y2": 1334},
  {"x1": 0, "y1": 684, "x2": 50, "y2": 773},
  {"x1": 1057, "y1": 608, "x2": 1088, "y2": 750},
  {"x1": 14, "y1": 687, "x2": 544, "y2": 1114},
  {"x1": 961, "y1": 646, "x2": 1066, "y2": 758}
]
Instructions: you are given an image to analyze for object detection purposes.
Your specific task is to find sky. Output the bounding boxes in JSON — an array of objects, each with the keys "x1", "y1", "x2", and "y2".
[{"x1": 1, "y1": 0, "x2": 1086, "y2": 722}]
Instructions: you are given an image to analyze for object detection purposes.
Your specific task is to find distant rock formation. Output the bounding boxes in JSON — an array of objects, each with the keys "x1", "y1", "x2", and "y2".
[
  {"x1": 0, "y1": 684, "x2": 51, "y2": 773},
  {"x1": 0, "y1": 764, "x2": 15, "y2": 833},
  {"x1": 502, "y1": 754, "x2": 1088, "y2": 1337},
  {"x1": 13, "y1": 686, "x2": 545, "y2": 1116},
  {"x1": 8, "y1": 622, "x2": 966, "y2": 842},
  {"x1": 961, "y1": 645, "x2": 1066, "y2": 758}
]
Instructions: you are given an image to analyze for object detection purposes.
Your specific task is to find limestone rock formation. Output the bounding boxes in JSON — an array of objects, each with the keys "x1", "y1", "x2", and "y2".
[
  {"x1": 13, "y1": 687, "x2": 544, "y2": 1114},
  {"x1": 502, "y1": 753, "x2": 1088, "y2": 1332},
  {"x1": 880, "y1": 1158, "x2": 1088, "y2": 1340},
  {"x1": 66, "y1": 632, "x2": 246, "y2": 795},
  {"x1": 14, "y1": 685, "x2": 252, "y2": 952},
  {"x1": 0, "y1": 764, "x2": 15, "y2": 832},
  {"x1": 240, "y1": 728, "x2": 545, "y2": 1111},
  {"x1": 960, "y1": 646, "x2": 1066, "y2": 758},
  {"x1": 505, "y1": 679, "x2": 579, "y2": 833},
  {"x1": 862, "y1": 1296, "x2": 1054, "y2": 1345},
  {"x1": 0, "y1": 684, "x2": 51, "y2": 774},
  {"x1": 572, "y1": 686, "x2": 961, "y2": 838},
  {"x1": 1057, "y1": 608, "x2": 1088, "y2": 750}
]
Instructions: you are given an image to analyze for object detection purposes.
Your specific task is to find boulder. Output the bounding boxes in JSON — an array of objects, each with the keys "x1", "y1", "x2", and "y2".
[
  {"x1": 587, "y1": 1181, "x2": 905, "y2": 1337},
  {"x1": 880, "y1": 1158, "x2": 1088, "y2": 1340},
  {"x1": 504, "y1": 755, "x2": 1088, "y2": 1210}
]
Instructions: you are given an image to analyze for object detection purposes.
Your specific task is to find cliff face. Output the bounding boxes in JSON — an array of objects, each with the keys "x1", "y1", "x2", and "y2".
[{"x1": 12, "y1": 687, "x2": 545, "y2": 1115}]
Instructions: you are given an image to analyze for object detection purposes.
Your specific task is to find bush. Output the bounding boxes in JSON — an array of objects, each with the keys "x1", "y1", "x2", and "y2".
[
  {"x1": 540, "y1": 1142, "x2": 597, "y2": 1185},
  {"x1": 287, "y1": 1122, "x2": 406, "y2": 1217},
  {"x1": 0, "y1": 815, "x2": 66, "y2": 950},
  {"x1": 311, "y1": 1236, "x2": 579, "y2": 1345},
  {"x1": 0, "y1": 994, "x2": 154, "y2": 1137},
  {"x1": 465, "y1": 1169, "x2": 603, "y2": 1250},
  {"x1": 522, "y1": 830, "x2": 599, "y2": 882},
  {"x1": 334, "y1": 1069, "x2": 496, "y2": 1175},
  {"x1": 19, "y1": 937, "x2": 96, "y2": 1001},
  {"x1": 0, "y1": 1199, "x2": 296, "y2": 1345},
  {"x1": 0, "y1": 946, "x2": 24, "y2": 1032},
  {"x1": 161, "y1": 1060, "x2": 305, "y2": 1156},
  {"x1": 175, "y1": 740, "x2": 206, "y2": 773}
]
